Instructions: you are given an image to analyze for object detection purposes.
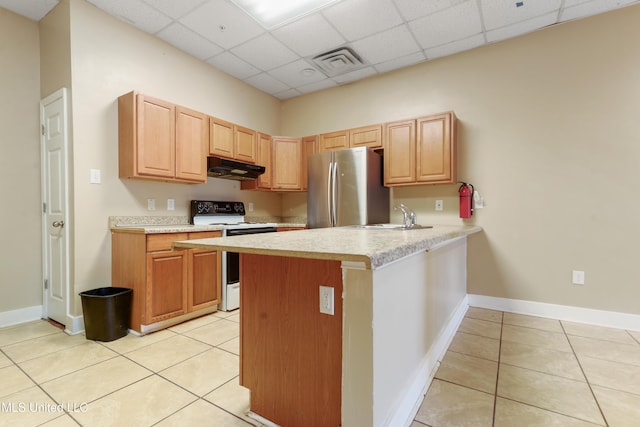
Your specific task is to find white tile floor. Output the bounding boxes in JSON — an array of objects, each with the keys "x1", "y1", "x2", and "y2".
[
  {"x1": 2, "y1": 307, "x2": 640, "y2": 426},
  {"x1": 0, "y1": 310, "x2": 258, "y2": 426}
]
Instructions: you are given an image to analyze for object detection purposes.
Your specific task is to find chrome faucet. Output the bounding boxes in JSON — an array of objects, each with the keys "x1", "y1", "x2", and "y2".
[{"x1": 394, "y1": 203, "x2": 417, "y2": 228}]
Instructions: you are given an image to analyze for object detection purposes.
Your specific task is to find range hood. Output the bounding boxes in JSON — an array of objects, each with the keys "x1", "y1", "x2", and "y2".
[{"x1": 207, "y1": 156, "x2": 265, "y2": 181}]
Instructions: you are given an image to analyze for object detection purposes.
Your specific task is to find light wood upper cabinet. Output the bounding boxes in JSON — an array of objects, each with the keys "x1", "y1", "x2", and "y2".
[
  {"x1": 416, "y1": 113, "x2": 456, "y2": 183},
  {"x1": 384, "y1": 112, "x2": 457, "y2": 186},
  {"x1": 301, "y1": 135, "x2": 318, "y2": 191},
  {"x1": 118, "y1": 91, "x2": 206, "y2": 184},
  {"x1": 209, "y1": 117, "x2": 235, "y2": 159},
  {"x1": 319, "y1": 130, "x2": 349, "y2": 152},
  {"x1": 349, "y1": 124, "x2": 382, "y2": 149},
  {"x1": 175, "y1": 106, "x2": 208, "y2": 182},
  {"x1": 384, "y1": 120, "x2": 416, "y2": 185},
  {"x1": 272, "y1": 137, "x2": 302, "y2": 190},
  {"x1": 209, "y1": 118, "x2": 257, "y2": 164},
  {"x1": 235, "y1": 126, "x2": 257, "y2": 164},
  {"x1": 241, "y1": 132, "x2": 272, "y2": 191}
]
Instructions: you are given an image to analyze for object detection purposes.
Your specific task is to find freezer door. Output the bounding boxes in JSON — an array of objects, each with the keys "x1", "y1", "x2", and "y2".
[
  {"x1": 333, "y1": 147, "x2": 370, "y2": 226},
  {"x1": 307, "y1": 151, "x2": 334, "y2": 228}
]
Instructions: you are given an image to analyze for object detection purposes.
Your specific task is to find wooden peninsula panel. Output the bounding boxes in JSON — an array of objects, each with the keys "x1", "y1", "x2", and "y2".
[{"x1": 240, "y1": 254, "x2": 342, "y2": 427}]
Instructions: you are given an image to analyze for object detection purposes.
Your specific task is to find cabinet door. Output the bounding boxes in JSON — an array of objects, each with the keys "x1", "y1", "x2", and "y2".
[
  {"x1": 235, "y1": 126, "x2": 257, "y2": 164},
  {"x1": 416, "y1": 112, "x2": 456, "y2": 183},
  {"x1": 136, "y1": 95, "x2": 175, "y2": 178},
  {"x1": 256, "y1": 133, "x2": 272, "y2": 189},
  {"x1": 146, "y1": 251, "x2": 188, "y2": 324},
  {"x1": 319, "y1": 130, "x2": 349, "y2": 152},
  {"x1": 188, "y1": 249, "x2": 221, "y2": 311},
  {"x1": 175, "y1": 106, "x2": 207, "y2": 183},
  {"x1": 384, "y1": 120, "x2": 416, "y2": 185},
  {"x1": 350, "y1": 125, "x2": 382, "y2": 149},
  {"x1": 301, "y1": 135, "x2": 317, "y2": 191},
  {"x1": 272, "y1": 137, "x2": 302, "y2": 190},
  {"x1": 209, "y1": 117, "x2": 235, "y2": 158}
]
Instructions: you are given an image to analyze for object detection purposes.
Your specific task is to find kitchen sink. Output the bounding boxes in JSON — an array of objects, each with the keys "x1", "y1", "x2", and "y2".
[{"x1": 353, "y1": 224, "x2": 433, "y2": 230}]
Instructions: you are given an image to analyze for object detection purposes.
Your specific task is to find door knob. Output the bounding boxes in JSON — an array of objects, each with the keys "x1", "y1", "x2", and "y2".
[{"x1": 52, "y1": 220, "x2": 65, "y2": 228}]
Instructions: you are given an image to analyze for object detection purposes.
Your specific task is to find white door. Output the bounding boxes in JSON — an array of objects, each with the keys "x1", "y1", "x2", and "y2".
[{"x1": 41, "y1": 88, "x2": 70, "y2": 326}]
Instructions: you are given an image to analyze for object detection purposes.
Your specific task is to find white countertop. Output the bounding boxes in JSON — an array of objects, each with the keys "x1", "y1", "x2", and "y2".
[{"x1": 173, "y1": 225, "x2": 482, "y2": 269}]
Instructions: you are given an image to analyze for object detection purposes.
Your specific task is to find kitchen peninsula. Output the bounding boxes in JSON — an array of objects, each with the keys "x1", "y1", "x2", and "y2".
[{"x1": 174, "y1": 225, "x2": 481, "y2": 427}]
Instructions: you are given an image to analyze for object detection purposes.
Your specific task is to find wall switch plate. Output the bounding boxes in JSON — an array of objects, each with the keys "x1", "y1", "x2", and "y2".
[
  {"x1": 572, "y1": 270, "x2": 585, "y2": 285},
  {"x1": 435, "y1": 200, "x2": 443, "y2": 211},
  {"x1": 167, "y1": 199, "x2": 175, "y2": 211},
  {"x1": 248, "y1": 202, "x2": 254, "y2": 212},
  {"x1": 319, "y1": 286, "x2": 334, "y2": 315},
  {"x1": 90, "y1": 169, "x2": 101, "y2": 184},
  {"x1": 147, "y1": 198, "x2": 156, "y2": 211}
]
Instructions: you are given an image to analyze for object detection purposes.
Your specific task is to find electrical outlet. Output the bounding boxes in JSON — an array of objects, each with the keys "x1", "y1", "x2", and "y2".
[
  {"x1": 167, "y1": 199, "x2": 175, "y2": 211},
  {"x1": 147, "y1": 198, "x2": 156, "y2": 211},
  {"x1": 248, "y1": 202, "x2": 254, "y2": 212},
  {"x1": 572, "y1": 270, "x2": 585, "y2": 285},
  {"x1": 319, "y1": 286, "x2": 334, "y2": 315},
  {"x1": 435, "y1": 200, "x2": 443, "y2": 211}
]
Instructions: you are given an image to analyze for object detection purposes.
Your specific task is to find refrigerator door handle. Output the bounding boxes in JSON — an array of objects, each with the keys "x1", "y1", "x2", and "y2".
[{"x1": 331, "y1": 160, "x2": 338, "y2": 227}]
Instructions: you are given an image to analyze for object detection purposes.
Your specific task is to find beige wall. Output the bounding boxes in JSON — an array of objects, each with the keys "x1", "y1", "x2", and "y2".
[
  {"x1": 0, "y1": 9, "x2": 42, "y2": 312},
  {"x1": 282, "y1": 5, "x2": 640, "y2": 315},
  {"x1": 60, "y1": 0, "x2": 283, "y2": 315}
]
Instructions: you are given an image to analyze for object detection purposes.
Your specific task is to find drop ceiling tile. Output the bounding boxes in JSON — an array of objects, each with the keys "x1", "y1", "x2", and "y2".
[
  {"x1": 560, "y1": 0, "x2": 635, "y2": 22},
  {"x1": 274, "y1": 89, "x2": 302, "y2": 100},
  {"x1": 0, "y1": 0, "x2": 59, "y2": 21},
  {"x1": 231, "y1": 33, "x2": 298, "y2": 71},
  {"x1": 268, "y1": 59, "x2": 326, "y2": 88},
  {"x1": 480, "y1": 0, "x2": 561, "y2": 30},
  {"x1": 179, "y1": 0, "x2": 264, "y2": 49},
  {"x1": 352, "y1": 24, "x2": 421, "y2": 65},
  {"x1": 322, "y1": 0, "x2": 404, "y2": 41},
  {"x1": 296, "y1": 78, "x2": 339, "y2": 94},
  {"x1": 157, "y1": 23, "x2": 223, "y2": 60},
  {"x1": 206, "y1": 52, "x2": 261, "y2": 80},
  {"x1": 332, "y1": 66, "x2": 377, "y2": 84},
  {"x1": 393, "y1": 0, "x2": 468, "y2": 21},
  {"x1": 410, "y1": 0, "x2": 483, "y2": 49},
  {"x1": 424, "y1": 33, "x2": 485, "y2": 59},
  {"x1": 271, "y1": 13, "x2": 346, "y2": 57},
  {"x1": 486, "y1": 12, "x2": 557, "y2": 43},
  {"x1": 141, "y1": 0, "x2": 208, "y2": 19},
  {"x1": 374, "y1": 51, "x2": 426, "y2": 73},
  {"x1": 88, "y1": 0, "x2": 171, "y2": 34},
  {"x1": 243, "y1": 73, "x2": 289, "y2": 95}
]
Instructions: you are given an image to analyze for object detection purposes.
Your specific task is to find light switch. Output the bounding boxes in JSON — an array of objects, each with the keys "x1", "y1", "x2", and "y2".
[
  {"x1": 90, "y1": 169, "x2": 101, "y2": 184},
  {"x1": 167, "y1": 199, "x2": 175, "y2": 211}
]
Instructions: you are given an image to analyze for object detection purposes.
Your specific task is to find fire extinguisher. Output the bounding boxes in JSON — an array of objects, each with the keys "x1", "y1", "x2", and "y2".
[{"x1": 458, "y1": 182, "x2": 474, "y2": 218}]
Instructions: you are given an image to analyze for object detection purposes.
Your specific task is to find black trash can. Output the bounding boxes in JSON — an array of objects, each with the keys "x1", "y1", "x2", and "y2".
[{"x1": 80, "y1": 287, "x2": 132, "y2": 342}]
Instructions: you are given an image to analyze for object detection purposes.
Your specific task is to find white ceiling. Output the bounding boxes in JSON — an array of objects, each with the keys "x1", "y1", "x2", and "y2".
[{"x1": 2, "y1": 0, "x2": 639, "y2": 100}]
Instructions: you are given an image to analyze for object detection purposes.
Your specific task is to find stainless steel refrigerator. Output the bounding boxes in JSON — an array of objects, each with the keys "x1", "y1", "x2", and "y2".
[{"x1": 307, "y1": 147, "x2": 389, "y2": 228}]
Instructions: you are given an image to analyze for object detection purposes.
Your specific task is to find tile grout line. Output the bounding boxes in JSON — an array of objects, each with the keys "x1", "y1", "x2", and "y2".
[
  {"x1": 560, "y1": 321, "x2": 610, "y2": 427},
  {"x1": 491, "y1": 311, "x2": 504, "y2": 427}
]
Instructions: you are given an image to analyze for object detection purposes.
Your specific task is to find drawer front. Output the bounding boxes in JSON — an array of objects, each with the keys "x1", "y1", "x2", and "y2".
[
  {"x1": 147, "y1": 233, "x2": 188, "y2": 252},
  {"x1": 188, "y1": 231, "x2": 221, "y2": 240}
]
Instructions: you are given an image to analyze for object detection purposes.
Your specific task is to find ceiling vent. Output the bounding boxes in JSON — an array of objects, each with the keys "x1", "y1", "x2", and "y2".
[{"x1": 310, "y1": 46, "x2": 366, "y2": 77}]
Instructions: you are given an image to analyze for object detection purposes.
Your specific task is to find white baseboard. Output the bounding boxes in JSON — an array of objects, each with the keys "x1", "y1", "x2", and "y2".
[
  {"x1": 468, "y1": 294, "x2": 640, "y2": 332},
  {"x1": 0, "y1": 305, "x2": 43, "y2": 328},
  {"x1": 64, "y1": 314, "x2": 85, "y2": 335},
  {"x1": 392, "y1": 295, "x2": 469, "y2": 427}
]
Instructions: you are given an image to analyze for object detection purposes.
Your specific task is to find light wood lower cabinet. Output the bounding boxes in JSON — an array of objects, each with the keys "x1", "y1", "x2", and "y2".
[{"x1": 112, "y1": 230, "x2": 221, "y2": 333}]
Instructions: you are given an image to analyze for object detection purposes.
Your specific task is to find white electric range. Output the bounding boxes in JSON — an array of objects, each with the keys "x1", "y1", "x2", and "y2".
[{"x1": 190, "y1": 200, "x2": 277, "y2": 311}]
